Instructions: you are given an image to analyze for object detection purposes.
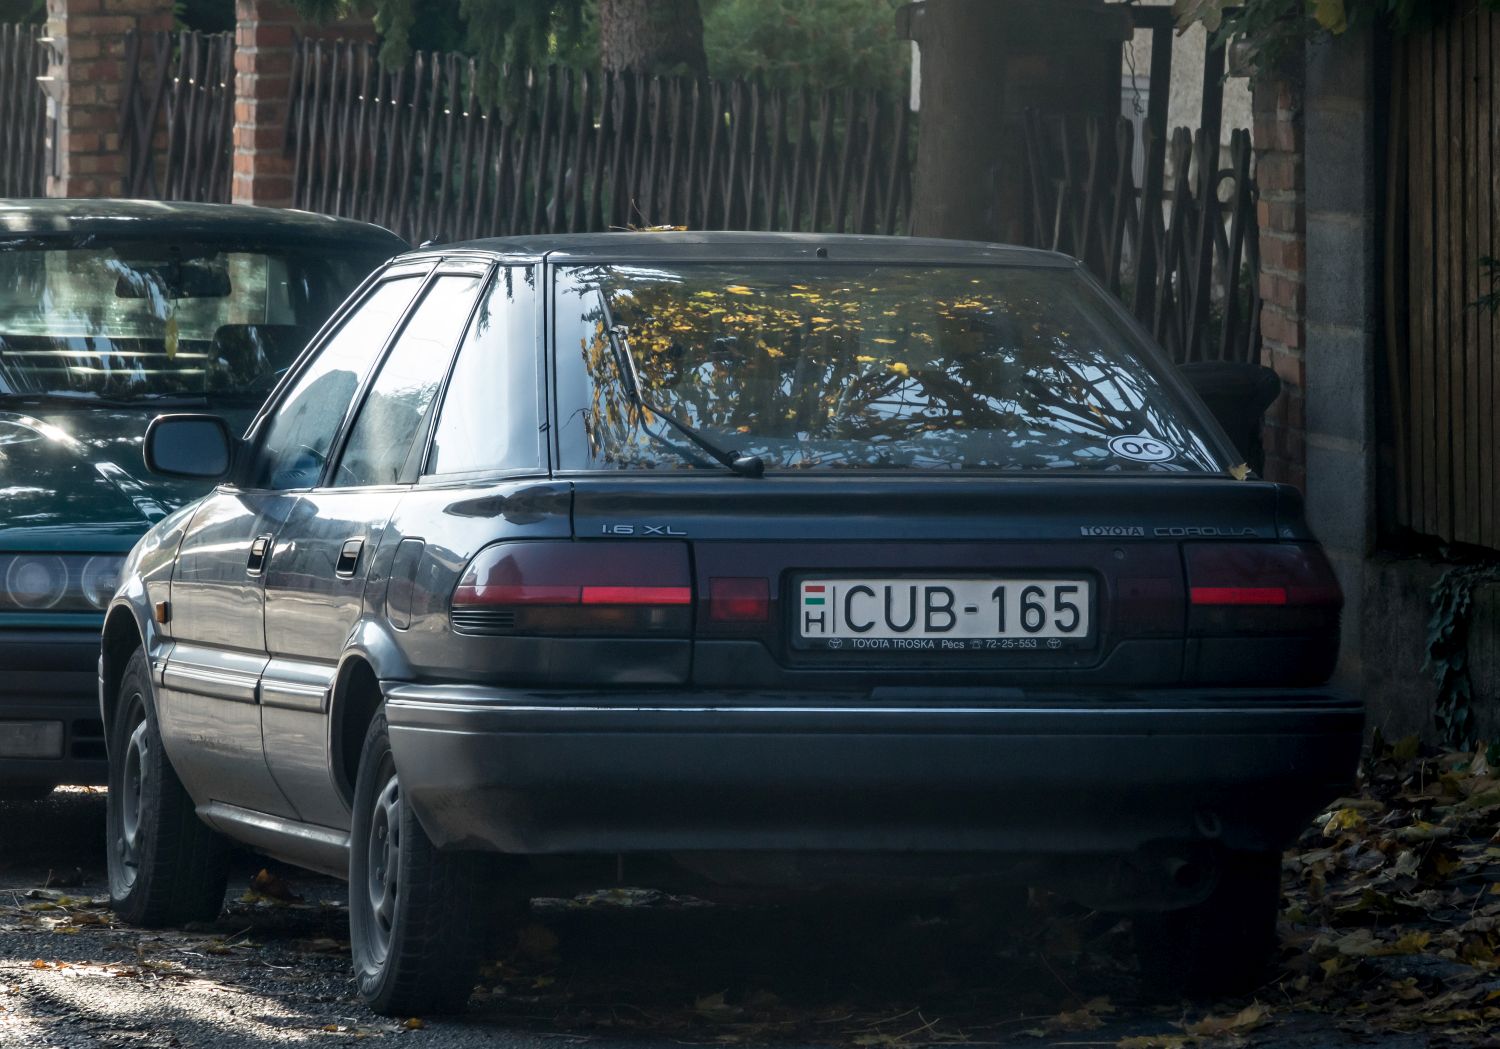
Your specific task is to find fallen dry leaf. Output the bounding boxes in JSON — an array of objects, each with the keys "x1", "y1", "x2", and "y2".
[
  {"x1": 1179, "y1": 1001, "x2": 1272, "y2": 1037},
  {"x1": 247, "y1": 868, "x2": 302, "y2": 903},
  {"x1": 1117, "y1": 1036, "x2": 1190, "y2": 1049}
]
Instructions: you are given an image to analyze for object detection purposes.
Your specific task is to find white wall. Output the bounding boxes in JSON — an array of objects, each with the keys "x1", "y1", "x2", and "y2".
[{"x1": 1122, "y1": 1, "x2": 1253, "y2": 143}]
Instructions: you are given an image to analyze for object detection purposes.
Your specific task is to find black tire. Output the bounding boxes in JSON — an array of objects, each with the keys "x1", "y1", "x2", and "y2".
[
  {"x1": 349, "y1": 711, "x2": 509, "y2": 1016},
  {"x1": 107, "y1": 648, "x2": 231, "y2": 927},
  {"x1": 1134, "y1": 851, "x2": 1282, "y2": 999}
]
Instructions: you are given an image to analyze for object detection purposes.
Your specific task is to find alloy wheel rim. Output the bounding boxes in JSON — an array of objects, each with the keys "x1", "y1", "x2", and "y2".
[
  {"x1": 366, "y1": 772, "x2": 402, "y2": 962},
  {"x1": 116, "y1": 704, "x2": 148, "y2": 888}
]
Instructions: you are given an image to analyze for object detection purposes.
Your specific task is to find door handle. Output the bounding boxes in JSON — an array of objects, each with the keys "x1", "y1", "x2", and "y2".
[
  {"x1": 335, "y1": 538, "x2": 365, "y2": 578},
  {"x1": 246, "y1": 534, "x2": 274, "y2": 576}
]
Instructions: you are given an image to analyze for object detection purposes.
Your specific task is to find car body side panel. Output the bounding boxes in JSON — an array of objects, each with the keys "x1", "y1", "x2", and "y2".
[
  {"x1": 99, "y1": 503, "x2": 197, "y2": 741},
  {"x1": 261, "y1": 489, "x2": 401, "y2": 827},
  {"x1": 158, "y1": 488, "x2": 298, "y2": 816}
]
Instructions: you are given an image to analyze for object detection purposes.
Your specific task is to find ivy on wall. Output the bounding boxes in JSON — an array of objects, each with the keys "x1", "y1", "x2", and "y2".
[
  {"x1": 1427, "y1": 562, "x2": 1500, "y2": 748},
  {"x1": 1426, "y1": 272, "x2": 1500, "y2": 747}
]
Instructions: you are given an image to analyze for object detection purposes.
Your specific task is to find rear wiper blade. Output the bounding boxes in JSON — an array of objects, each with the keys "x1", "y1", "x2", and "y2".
[{"x1": 600, "y1": 319, "x2": 765, "y2": 479}]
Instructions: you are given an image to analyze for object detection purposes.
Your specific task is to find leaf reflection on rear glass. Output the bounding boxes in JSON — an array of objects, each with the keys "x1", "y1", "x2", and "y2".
[{"x1": 565, "y1": 264, "x2": 1220, "y2": 474}]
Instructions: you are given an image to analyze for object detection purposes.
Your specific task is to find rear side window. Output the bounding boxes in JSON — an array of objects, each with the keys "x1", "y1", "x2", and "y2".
[
  {"x1": 251, "y1": 276, "x2": 422, "y2": 489},
  {"x1": 335, "y1": 272, "x2": 486, "y2": 487},
  {"x1": 427, "y1": 266, "x2": 539, "y2": 476}
]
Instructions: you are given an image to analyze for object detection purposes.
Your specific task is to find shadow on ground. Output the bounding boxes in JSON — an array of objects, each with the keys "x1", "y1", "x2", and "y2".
[{"x1": 0, "y1": 787, "x2": 1449, "y2": 1049}]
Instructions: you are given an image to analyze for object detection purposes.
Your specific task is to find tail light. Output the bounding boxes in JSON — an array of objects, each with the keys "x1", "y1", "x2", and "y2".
[
  {"x1": 706, "y1": 577, "x2": 770, "y2": 623},
  {"x1": 451, "y1": 541, "x2": 691, "y2": 636},
  {"x1": 1184, "y1": 542, "x2": 1342, "y2": 635}
]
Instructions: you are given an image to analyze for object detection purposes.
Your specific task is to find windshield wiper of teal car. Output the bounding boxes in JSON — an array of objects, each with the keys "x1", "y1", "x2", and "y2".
[{"x1": 600, "y1": 320, "x2": 765, "y2": 479}]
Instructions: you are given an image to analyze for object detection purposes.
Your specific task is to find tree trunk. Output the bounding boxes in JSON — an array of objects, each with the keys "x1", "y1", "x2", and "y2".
[
  {"x1": 597, "y1": 0, "x2": 707, "y2": 76},
  {"x1": 900, "y1": 0, "x2": 1129, "y2": 243}
]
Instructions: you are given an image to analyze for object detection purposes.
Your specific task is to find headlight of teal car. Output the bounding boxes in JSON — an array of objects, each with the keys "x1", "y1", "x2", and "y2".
[{"x1": 1, "y1": 554, "x2": 125, "y2": 611}]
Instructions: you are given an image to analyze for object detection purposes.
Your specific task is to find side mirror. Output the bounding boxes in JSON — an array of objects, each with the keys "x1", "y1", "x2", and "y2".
[
  {"x1": 1177, "y1": 362, "x2": 1281, "y2": 475},
  {"x1": 143, "y1": 414, "x2": 234, "y2": 479}
]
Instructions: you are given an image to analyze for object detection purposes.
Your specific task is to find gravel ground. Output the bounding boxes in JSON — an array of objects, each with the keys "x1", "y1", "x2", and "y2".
[{"x1": 0, "y1": 790, "x2": 1432, "y2": 1049}]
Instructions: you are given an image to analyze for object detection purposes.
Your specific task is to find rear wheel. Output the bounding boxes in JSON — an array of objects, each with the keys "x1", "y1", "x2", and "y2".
[
  {"x1": 107, "y1": 648, "x2": 230, "y2": 926},
  {"x1": 349, "y1": 711, "x2": 514, "y2": 1016},
  {"x1": 1134, "y1": 852, "x2": 1282, "y2": 998}
]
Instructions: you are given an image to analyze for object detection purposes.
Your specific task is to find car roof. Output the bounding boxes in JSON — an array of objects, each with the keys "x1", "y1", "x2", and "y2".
[
  {"x1": 0, "y1": 198, "x2": 407, "y2": 250},
  {"x1": 441, "y1": 230, "x2": 1078, "y2": 267}
]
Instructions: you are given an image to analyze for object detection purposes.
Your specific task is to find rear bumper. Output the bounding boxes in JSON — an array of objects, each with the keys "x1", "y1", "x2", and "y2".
[
  {"x1": 0, "y1": 630, "x2": 107, "y2": 787},
  {"x1": 385, "y1": 685, "x2": 1363, "y2": 859}
]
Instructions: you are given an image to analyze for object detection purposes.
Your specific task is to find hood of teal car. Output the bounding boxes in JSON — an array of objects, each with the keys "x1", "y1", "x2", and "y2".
[{"x1": 0, "y1": 406, "x2": 254, "y2": 553}]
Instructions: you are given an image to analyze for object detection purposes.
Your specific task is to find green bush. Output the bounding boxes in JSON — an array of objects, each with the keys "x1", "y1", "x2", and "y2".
[
  {"x1": 702, "y1": 0, "x2": 908, "y2": 94},
  {"x1": 0, "y1": 0, "x2": 43, "y2": 24}
]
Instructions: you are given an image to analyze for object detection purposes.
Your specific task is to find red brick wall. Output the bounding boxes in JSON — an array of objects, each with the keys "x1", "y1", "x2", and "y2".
[
  {"x1": 232, "y1": 0, "x2": 299, "y2": 207},
  {"x1": 45, "y1": 0, "x2": 174, "y2": 197},
  {"x1": 1253, "y1": 75, "x2": 1307, "y2": 489},
  {"x1": 232, "y1": 0, "x2": 375, "y2": 208}
]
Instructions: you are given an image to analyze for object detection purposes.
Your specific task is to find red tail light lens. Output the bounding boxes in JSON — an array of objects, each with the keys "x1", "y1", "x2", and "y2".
[
  {"x1": 452, "y1": 541, "x2": 691, "y2": 636},
  {"x1": 1184, "y1": 542, "x2": 1341, "y2": 635},
  {"x1": 581, "y1": 586, "x2": 691, "y2": 605},
  {"x1": 707, "y1": 577, "x2": 770, "y2": 623},
  {"x1": 1190, "y1": 586, "x2": 1288, "y2": 606}
]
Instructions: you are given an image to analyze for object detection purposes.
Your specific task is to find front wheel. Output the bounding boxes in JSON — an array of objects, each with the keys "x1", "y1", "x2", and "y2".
[
  {"x1": 349, "y1": 711, "x2": 514, "y2": 1016},
  {"x1": 1134, "y1": 851, "x2": 1282, "y2": 998},
  {"x1": 107, "y1": 648, "x2": 230, "y2": 926}
]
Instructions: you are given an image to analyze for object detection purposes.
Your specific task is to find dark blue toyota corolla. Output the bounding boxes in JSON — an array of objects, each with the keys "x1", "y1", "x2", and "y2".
[{"x1": 101, "y1": 233, "x2": 1362, "y2": 1014}]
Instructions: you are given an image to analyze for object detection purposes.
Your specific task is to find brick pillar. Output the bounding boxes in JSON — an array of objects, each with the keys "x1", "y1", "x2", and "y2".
[
  {"x1": 1252, "y1": 70, "x2": 1307, "y2": 489},
  {"x1": 44, "y1": 0, "x2": 174, "y2": 197},
  {"x1": 232, "y1": 0, "x2": 375, "y2": 208}
]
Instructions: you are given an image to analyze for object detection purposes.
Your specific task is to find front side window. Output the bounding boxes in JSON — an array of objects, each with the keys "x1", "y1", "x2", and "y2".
[
  {"x1": 555, "y1": 263, "x2": 1223, "y2": 474},
  {"x1": 427, "y1": 266, "x2": 538, "y2": 476},
  {"x1": 0, "y1": 241, "x2": 389, "y2": 408},
  {"x1": 251, "y1": 276, "x2": 423, "y2": 490},
  {"x1": 335, "y1": 272, "x2": 485, "y2": 487}
]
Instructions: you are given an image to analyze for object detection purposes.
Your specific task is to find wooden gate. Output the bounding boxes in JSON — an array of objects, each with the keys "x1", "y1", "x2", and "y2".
[
  {"x1": 1022, "y1": 7, "x2": 1260, "y2": 366},
  {"x1": 0, "y1": 23, "x2": 47, "y2": 198},
  {"x1": 285, "y1": 40, "x2": 912, "y2": 244},
  {"x1": 1385, "y1": 8, "x2": 1500, "y2": 551},
  {"x1": 120, "y1": 30, "x2": 235, "y2": 202}
]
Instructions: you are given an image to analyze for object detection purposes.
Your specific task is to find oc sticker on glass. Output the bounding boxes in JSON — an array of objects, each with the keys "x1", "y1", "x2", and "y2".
[{"x1": 1107, "y1": 432, "x2": 1178, "y2": 464}]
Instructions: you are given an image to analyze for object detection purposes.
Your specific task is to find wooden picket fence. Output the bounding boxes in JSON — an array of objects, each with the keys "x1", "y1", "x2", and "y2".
[
  {"x1": 1021, "y1": 5, "x2": 1259, "y2": 368},
  {"x1": 120, "y1": 29, "x2": 235, "y2": 202},
  {"x1": 0, "y1": 23, "x2": 47, "y2": 198},
  {"x1": 1024, "y1": 112, "x2": 1261, "y2": 367},
  {"x1": 1385, "y1": 7, "x2": 1500, "y2": 550},
  {"x1": 286, "y1": 40, "x2": 913, "y2": 244}
]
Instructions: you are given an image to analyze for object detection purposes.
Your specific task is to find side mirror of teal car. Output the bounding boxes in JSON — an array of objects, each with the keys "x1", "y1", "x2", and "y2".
[{"x1": 143, "y1": 415, "x2": 233, "y2": 480}]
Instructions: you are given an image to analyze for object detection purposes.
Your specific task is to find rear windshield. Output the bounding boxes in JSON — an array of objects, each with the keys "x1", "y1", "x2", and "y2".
[
  {"x1": 0, "y1": 241, "x2": 389, "y2": 407},
  {"x1": 554, "y1": 263, "x2": 1224, "y2": 474}
]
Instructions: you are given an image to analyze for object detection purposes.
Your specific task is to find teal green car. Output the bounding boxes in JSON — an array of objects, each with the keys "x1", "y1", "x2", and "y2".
[{"x1": 0, "y1": 200, "x2": 405, "y2": 794}]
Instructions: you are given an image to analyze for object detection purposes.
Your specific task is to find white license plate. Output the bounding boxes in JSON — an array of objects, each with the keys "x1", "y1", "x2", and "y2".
[
  {"x1": 797, "y1": 578, "x2": 1092, "y2": 645},
  {"x1": 0, "y1": 720, "x2": 63, "y2": 759}
]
